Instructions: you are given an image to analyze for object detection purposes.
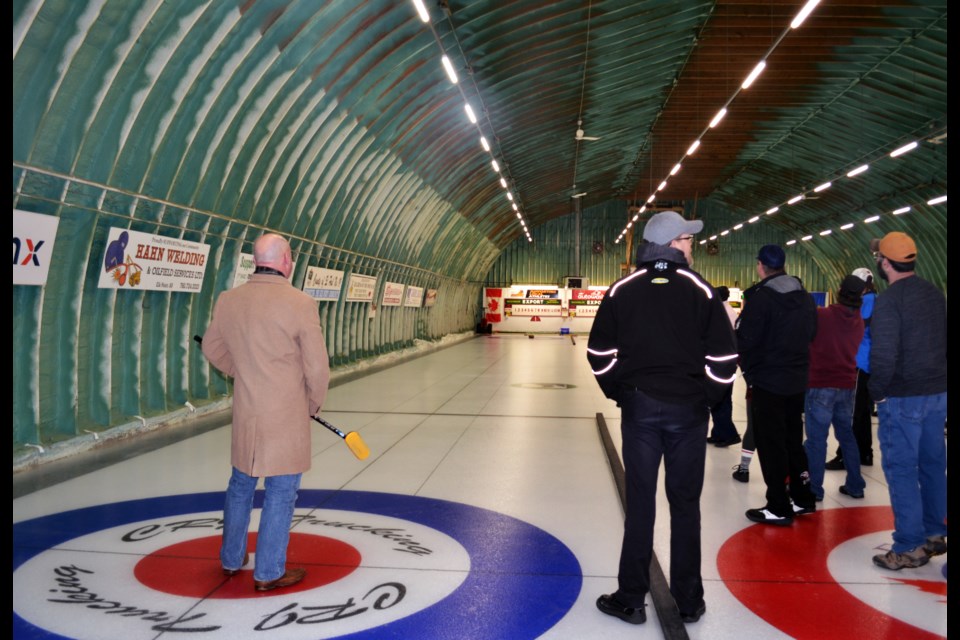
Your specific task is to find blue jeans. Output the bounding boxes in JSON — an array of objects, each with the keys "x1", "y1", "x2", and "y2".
[
  {"x1": 221, "y1": 467, "x2": 302, "y2": 582},
  {"x1": 877, "y1": 393, "x2": 947, "y2": 552},
  {"x1": 804, "y1": 387, "x2": 865, "y2": 499}
]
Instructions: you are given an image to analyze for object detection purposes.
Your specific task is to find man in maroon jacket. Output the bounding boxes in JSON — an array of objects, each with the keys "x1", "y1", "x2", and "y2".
[{"x1": 802, "y1": 275, "x2": 866, "y2": 502}]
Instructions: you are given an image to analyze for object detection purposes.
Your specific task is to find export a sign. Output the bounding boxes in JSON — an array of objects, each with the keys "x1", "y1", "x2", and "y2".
[{"x1": 504, "y1": 298, "x2": 563, "y2": 317}]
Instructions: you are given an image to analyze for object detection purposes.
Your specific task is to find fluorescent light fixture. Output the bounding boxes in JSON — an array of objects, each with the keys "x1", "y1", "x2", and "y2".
[
  {"x1": 893, "y1": 206, "x2": 910, "y2": 215},
  {"x1": 516, "y1": 212, "x2": 522, "y2": 219},
  {"x1": 814, "y1": 181, "x2": 832, "y2": 192},
  {"x1": 686, "y1": 140, "x2": 701, "y2": 155},
  {"x1": 710, "y1": 235, "x2": 717, "y2": 240},
  {"x1": 709, "y1": 108, "x2": 727, "y2": 128},
  {"x1": 788, "y1": 194, "x2": 804, "y2": 205},
  {"x1": 766, "y1": 206, "x2": 779, "y2": 215},
  {"x1": 928, "y1": 195, "x2": 947, "y2": 205},
  {"x1": 802, "y1": 235, "x2": 813, "y2": 241},
  {"x1": 506, "y1": 192, "x2": 513, "y2": 201},
  {"x1": 699, "y1": 239, "x2": 707, "y2": 245},
  {"x1": 840, "y1": 223, "x2": 854, "y2": 230},
  {"x1": 480, "y1": 136, "x2": 490, "y2": 151},
  {"x1": 639, "y1": 205, "x2": 646, "y2": 213},
  {"x1": 847, "y1": 164, "x2": 868, "y2": 177},
  {"x1": 786, "y1": 239, "x2": 797, "y2": 245},
  {"x1": 411, "y1": 0, "x2": 430, "y2": 22},
  {"x1": 734, "y1": 224, "x2": 744, "y2": 230},
  {"x1": 626, "y1": 222, "x2": 633, "y2": 229},
  {"x1": 890, "y1": 141, "x2": 918, "y2": 157},
  {"x1": 512, "y1": 203, "x2": 518, "y2": 211},
  {"x1": 491, "y1": 159, "x2": 500, "y2": 172},
  {"x1": 464, "y1": 103, "x2": 477, "y2": 123},
  {"x1": 721, "y1": 230, "x2": 730, "y2": 236},
  {"x1": 819, "y1": 229, "x2": 832, "y2": 236},
  {"x1": 749, "y1": 216, "x2": 760, "y2": 223},
  {"x1": 670, "y1": 163, "x2": 681, "y2": 176},
  {"x1": 741, "y1": 61, "x2": 767, "y2": 89},
  {"x1": 500, "y1": 177, "x2": 507, "y2": 188},
  {"x1": 657, "y1": 180, "x2": 668, "y2": 191},
  {"x1": 647, "y1": 194, "x2": 656, "y2": 203},
  {"x1": 632, "y1": 214, "x2": 640, "y2": 222},
  {"x1": 441, "y1": 55, "x2": 458, "y2": 84},
  {"x1": 864, "y1": 215, "x2": 880, "y2": 223},
  {"x1": 791, "y1": 0, "x2": 820, "y2": 28}
]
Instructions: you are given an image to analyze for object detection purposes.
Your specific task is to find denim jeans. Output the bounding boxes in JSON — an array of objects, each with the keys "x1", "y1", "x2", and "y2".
[
  {"x1": 709, "y1": 384, "x2": 738, "y2": 441},
  {"x1": 221, "y1": 467, "x2": 302, "y2": 582},
  {"x1": 617, "y1": 388, "x2": 708, "y2": 615},
  {"x1": 804, "y1": 387, "x2": 865, "y2": 499},
  {"x1": 877, "y1": 393, "x2": 948, "y2": 552}
]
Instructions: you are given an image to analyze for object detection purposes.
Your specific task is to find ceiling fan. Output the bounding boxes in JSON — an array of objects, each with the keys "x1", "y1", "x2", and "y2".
[{"x1": 575, "y1": 119, "x2": 601, "y2": 141}]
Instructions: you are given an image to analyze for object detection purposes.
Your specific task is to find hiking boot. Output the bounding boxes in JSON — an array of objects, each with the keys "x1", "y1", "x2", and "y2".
[
  {"x1": 924, "y1": 535, "x2": 947, "y2": 557},
  {"x1": 731, "y1": 465, "x2": 749, "y2": 483},
  {"x1": 872, "y1": 547, "x2": 929, "y2": 571},
  {"x1": 824, "y1": 456, "x2": 845, "y2": 471}
]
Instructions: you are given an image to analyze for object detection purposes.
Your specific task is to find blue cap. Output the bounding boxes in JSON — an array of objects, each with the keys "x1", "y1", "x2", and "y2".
[{"x1": 757, "y1": 244, "x2": 786, "y2": 269}]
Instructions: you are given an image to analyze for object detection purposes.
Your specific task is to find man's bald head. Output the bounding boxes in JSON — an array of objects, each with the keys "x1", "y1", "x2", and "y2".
[{"x1": 253, "y1": 233, "x2": 292, "y2": 277}]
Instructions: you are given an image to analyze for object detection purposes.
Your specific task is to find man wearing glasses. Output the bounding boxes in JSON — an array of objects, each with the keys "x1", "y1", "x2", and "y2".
[{"x1": 588, "y1": 210, "x2": 737, "y2": 626}]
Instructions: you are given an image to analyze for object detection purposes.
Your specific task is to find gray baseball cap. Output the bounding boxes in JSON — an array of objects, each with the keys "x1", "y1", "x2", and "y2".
[{"x1": 642, "y1": 211, "x2": 704, "y2": 245}]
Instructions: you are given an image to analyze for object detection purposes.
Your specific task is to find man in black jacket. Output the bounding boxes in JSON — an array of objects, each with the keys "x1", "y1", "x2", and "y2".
[
  {"x1": 737, "y1": 244, "x2": 818, "y2": 526},
  {"x1": 587, "y1": 210, "x2": 737, "y2": 626}
]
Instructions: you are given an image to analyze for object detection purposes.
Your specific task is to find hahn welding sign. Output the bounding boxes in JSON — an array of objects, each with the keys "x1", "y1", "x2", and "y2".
[
  {"x1": 98, "y1": 227, "x2": 210, "y2": 292},
  {"x1": 13, "y1": 209, "x2": 59, "y2": 286}
]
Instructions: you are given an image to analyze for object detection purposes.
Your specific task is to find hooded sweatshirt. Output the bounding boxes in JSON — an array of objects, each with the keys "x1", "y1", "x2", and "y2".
[{"x1": 736, "y1": 272, "x2": 818, "y2": 395}]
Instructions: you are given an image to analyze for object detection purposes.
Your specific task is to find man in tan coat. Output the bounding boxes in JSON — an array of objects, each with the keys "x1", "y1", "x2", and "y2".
[{"x1": 202, "y1": 233, "x2": 330, "y2": 591}]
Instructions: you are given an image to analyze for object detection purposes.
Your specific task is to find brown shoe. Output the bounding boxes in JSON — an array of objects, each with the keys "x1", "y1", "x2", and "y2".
[
  {"x1": 254, "y1": 568, "x2": 307, "y2": 592},
  {"x1": 222, "y1": 553, "x2": 249, "y2": 576}
]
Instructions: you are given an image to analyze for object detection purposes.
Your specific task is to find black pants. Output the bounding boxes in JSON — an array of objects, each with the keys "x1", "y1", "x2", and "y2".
[
  {"x1": 616, "y1": 388, "x2": 708, "y2": 613},
  {"x1": 751, "y1": 386, "x2": 816, "y2": 516}
]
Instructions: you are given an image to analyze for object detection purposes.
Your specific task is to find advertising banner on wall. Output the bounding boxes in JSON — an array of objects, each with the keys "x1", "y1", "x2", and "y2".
[
  {"x1": 13, "y1": 209, "x2": 59, "y2": 286},
  {"x1": 381, "y1": 281, "x2": 405, "y2": 307},
  {"x1": 568, "y1": 288, "x2": 607, "y2": 317},
  {"x1": 345, "y1": 273, "x2": 377, "y2": 302},
  {"x1": 504, "y1": 297, "x2": 563, "y2": 317},
  {"x1": 97, "y1": 227, "x2": 210, "y2": 292},
  {"x1": 404, "y1": 285, "x2": 424, "y2": 307},
  {"x1": 232, "y1": 252, "x2": 295, "y2": 288},
  {"x1": 303, "y1": 266, "x2": 344, "y2": 301},
  {"x1": 424, "y1": 289, "x2": 438, "y2": 307}
]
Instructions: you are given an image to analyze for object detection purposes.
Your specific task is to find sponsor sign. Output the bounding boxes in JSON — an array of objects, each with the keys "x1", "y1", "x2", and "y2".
[
  {"x1": 504, "y1": 298, "x2": 563, "y2": 317},
  {"x1": 303, "y1": 266, "x2": 344, "y2": 301},
  {"x1": 404, "y1": 286, "x2": 424, "y2": 308},
  {"x1": 13, "y1": 209, "x2": 59, "y2": 286},
  {"x1": 97, "y1": 228, "x2": 209, "y2": 292},
  {"x1": 424, "y1": 289, "x2": 438, "y2": 307},
  {"x1": 382, "y1": 282, "x2": 405, "y2": 307},
  {"x1": 568, "y1": 288, "x2": 607, "y2": 317},
  {"x1": 232, "y1": 252, "x2": 295, "y2": 288},
  {"x1": 345, "y1": 273, "x2": 377, "y2": 302}
]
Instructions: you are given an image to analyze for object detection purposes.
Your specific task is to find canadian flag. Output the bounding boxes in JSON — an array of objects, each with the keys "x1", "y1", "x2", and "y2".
[{"x1": 485, "y1": 288, "x2": 503, "y2": 323}]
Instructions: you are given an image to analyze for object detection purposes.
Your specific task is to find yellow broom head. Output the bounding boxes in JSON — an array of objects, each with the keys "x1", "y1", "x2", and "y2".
[{"x1": 344, "y1": 431, "x2": 370, "y2": 460}]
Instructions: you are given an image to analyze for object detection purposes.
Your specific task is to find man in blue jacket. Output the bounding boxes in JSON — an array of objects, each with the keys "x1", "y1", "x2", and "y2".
[
  {"x1": 737, "y1": 244, "x2": 818, "y2": 526},
  {"x1": 587, "y1": 211, "x2": 737, "y2": 626}
]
